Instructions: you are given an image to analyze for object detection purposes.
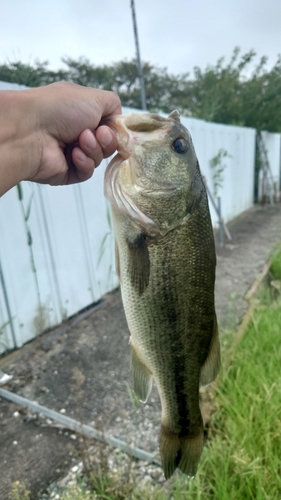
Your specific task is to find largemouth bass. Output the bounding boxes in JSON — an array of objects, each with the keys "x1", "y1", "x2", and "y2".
[{"x1": 104, "y1": 110, "x2": 220, "y2": 479}]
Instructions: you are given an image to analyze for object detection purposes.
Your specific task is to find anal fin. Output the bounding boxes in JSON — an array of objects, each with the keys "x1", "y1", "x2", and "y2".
[
  {"x1": 131, "y1": 344, "x2": 152, "y2": 403},
  {"x1": 200, "y1": 314, "x2": 220, "y2": 386}
]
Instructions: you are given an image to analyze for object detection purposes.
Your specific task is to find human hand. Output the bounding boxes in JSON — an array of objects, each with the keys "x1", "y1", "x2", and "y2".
[
  {"x1": 27, "y1": 82, "x2": 121, "y2": 185},
  {"x1": 0, "y1": 82, "x2": 121, "y2": 195}
]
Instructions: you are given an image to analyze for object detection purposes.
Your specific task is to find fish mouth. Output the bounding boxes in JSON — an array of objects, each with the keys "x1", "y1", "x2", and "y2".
[
  {"x1": 102, "y1": 112, "x2": 167, "y2": 133},
  {"x1": 102, "y1": 113, "x2": 174, "y2": 190},
  {"x1": 101, "y1": 114, "x2": 130, "y2": 160},
  {"x1": 104, "y1": 112, "x2": 180, "y2": 195},
  {"x1": 102, "y1": 113, "x2": 169, "y2": 160},
  {"x1": 103, "y1": 112, "x2": 183, "y2": 236}
]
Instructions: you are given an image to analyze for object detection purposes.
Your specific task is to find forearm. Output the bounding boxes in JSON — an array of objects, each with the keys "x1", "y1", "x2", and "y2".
[{"x1": 0, "y1": 90, "x2": 40, "y2": 196}]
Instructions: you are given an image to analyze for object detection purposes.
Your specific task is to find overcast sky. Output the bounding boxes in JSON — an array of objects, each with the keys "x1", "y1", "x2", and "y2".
[{"x1": 1, "y1": 0, "x2": 281, "y2": 77}]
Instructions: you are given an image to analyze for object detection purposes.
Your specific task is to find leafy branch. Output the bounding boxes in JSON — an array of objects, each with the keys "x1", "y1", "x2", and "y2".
[
  {"x1": 209, "y1": 149, "x2": 231, "y2": 198},
  {"x1": 1, "y1": 47, "x2": 281, "y2": 131},
  {"x1": 16, "y1": 184, "x2": 41, "y2": 307}
]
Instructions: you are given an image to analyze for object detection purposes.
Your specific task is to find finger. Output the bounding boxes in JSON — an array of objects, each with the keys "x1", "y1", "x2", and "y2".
[
  {"x1": 95, "y1": 89, "x2": 122, "y2": 118},
  {"x1": 95, "y1": 125, "x2": 118, "y2": 158},
  {"x1": 78, "y1": 129, "x2": 104, "y2": 167},
  {"x1": 71, "y1": 146, "x2": 95, "y2": 182}
]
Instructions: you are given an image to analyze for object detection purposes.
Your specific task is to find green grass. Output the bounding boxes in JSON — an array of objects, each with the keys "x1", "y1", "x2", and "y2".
[
  {"x1": 270, "y1": 244, "x2": 281, "y2": 280},
  {"x1": 179, "y1": 294, "x2": 281, "y2": 500}
]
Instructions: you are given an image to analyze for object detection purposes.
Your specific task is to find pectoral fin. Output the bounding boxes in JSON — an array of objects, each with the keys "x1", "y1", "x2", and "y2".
[
  {"x1": 127, "y1": 234, "x2": 150, "y2": 295},
  {"x1": 200, "y1": 315, "x2": 220, "y2": 386},
  {"x1": 131, "y1": 344, "x2": 152, "y2": 403}
]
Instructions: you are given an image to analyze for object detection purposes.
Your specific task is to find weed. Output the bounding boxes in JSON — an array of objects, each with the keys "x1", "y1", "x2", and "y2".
[
  {"x1": 0, "y1": 319, "x2": 12, "y2": 351},
  {"x1": 16, "y1": 183, "x2": 41, "y2": 308},
  {"x1": 60, "y1": 484, "x2": 93, "y2": 499},
  {"x1": 9, "y1": 481, "x2": 30, "y2": 500},
  {"x1": 97, "y1": 201, "x2": 117, "y2": 293},
  {"x1": 71, "y1": 367, "x2": 93, "y2": 477},
  {"x1": 270, "y1": 244, "x2": 281, "y2": 280},
  {"x1": 33, "y1": 303, "x2": 50, "y2": 335},
  {"x1": 209, "y1": 149, "x2": 231, "y2": 198}
]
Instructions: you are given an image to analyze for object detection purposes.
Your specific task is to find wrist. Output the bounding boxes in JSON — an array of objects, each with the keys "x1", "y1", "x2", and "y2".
[{"x1": 0, "y1": 89, "x2": 41, "y2": 196}]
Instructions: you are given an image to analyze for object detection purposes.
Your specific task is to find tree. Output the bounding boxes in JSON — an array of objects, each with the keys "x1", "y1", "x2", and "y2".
[
  {"x1": 241, "y1": 54, "x2": 281, "y2": 131},
  {"x1": 181, "y1": 47, "x2": 281, "y2": 132},
  {"x1": 0, "y1": 49, "x2": 280, "y2": 132},
  {"x1": 61, "y1": 57, "x2": 115, "y2": 89},
  {"x1": 0, "y1": 60, "x2": 68, "y2": 87},
  {"x1": 183, "y1": 48, "x2": 255, "y2": 124}
]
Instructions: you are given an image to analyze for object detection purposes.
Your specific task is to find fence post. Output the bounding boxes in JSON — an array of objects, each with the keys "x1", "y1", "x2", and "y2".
[{"x1": 217, "y1": 197, "x2": 225, "y2": 247}]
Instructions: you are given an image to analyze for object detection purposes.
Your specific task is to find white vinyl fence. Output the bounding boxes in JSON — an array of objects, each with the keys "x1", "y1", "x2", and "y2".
[
  {"x1": 179, "y1": 116, "x2": 257, "y2": 225},
  {"x1": 0, "y1": 82, "x2": 280, "y2": 353}
]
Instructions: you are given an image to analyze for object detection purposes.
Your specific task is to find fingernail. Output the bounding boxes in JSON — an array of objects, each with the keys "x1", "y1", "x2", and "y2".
[
  {"x1": 77, "y1": 149, "x2": 87, "y2": 163},
  {"x1": 100, "y1": 128, "x2": 113, "y2": 147},
  {"x1": 86, "y1": 132, "x2": 97, "y2": 150}
]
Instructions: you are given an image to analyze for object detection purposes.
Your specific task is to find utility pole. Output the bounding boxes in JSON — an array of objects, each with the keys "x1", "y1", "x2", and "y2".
[{"x1": 130, "y1": 0, "x2": 147, "y2": 110}]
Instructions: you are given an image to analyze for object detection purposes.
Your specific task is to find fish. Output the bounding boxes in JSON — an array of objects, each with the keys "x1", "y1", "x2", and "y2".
[{"x1": 104, "y1": 110, "x2": 220, "y2": 479}]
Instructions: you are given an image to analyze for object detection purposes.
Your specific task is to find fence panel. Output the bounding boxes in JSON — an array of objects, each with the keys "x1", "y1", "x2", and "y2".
[
  {"x1": 178, "y1": 116, "x2": 256, "y2": 225},
  {"x1": 0, "y1": 175, "x2": 118, "y2": 349}
]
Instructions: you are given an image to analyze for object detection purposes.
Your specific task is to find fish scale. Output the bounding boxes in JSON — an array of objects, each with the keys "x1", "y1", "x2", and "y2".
[{"x1": 104, "y1": 110, "x2": 220, "y2": 479}]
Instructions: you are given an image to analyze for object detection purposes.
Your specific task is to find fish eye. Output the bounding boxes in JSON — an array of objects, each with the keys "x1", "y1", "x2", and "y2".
[{"x1": 172, "y1": 138, "x2": 189, "y2": 154}]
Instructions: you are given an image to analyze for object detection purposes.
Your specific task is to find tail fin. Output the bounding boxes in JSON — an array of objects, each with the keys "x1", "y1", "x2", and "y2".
[{"x1": 160, "y1": 425, "x2": 204, "y2": 479}]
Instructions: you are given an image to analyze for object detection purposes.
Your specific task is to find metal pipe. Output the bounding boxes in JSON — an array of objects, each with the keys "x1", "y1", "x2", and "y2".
[
  {"x1": 130, "y1": 0, "x2": 147, "y2": 110},
  {"x1": 204, "y1": 179, "x2": 231, "y2": 241},
  {"x1": 0, "y1": 387, "x2": 161, "y2": 466},
  {"x1": 217, "y1": 197, "x2": 225, "y2": 247}
]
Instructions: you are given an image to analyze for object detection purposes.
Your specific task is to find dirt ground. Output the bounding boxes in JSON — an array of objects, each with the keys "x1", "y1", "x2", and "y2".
[{"x1": 0, "y1": 204, "x2": 280, "y2": 500}]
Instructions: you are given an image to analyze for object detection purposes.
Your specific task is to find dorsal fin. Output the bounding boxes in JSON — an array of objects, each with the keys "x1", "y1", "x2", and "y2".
[{"x1": 168, "y1": 110, "x2": 181, "y2": 122}]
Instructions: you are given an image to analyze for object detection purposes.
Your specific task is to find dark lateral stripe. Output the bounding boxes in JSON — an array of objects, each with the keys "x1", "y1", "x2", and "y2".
[
  {"x1": 127, "y1": 233, "x2": 150, "y2": 295},
  {"x1": 160, "y1": 263, "x2": 191, "y2": 434}
]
